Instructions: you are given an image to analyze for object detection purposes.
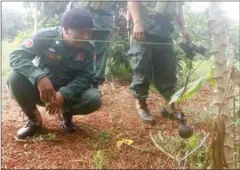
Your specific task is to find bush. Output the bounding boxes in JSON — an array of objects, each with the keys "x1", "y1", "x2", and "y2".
[{"x1": 106, "y1": 35, "x2": 132, "y2": 82}]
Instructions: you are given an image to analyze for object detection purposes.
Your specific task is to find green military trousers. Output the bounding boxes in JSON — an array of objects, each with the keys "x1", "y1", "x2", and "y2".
[
  {"x1": 7, "y1": 70, "x2": 102, "y2": 115},
  {"x1": 92, "y1": 30, "x2": 111, "y2": 86},
  {"x1": 127, "y1": 34, "x2": 177, "y2": 101}
]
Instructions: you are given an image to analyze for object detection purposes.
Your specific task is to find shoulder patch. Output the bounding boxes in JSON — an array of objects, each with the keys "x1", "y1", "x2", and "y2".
[{"x1": 24, "y1": 39, "x2": 33, "y2": 48}]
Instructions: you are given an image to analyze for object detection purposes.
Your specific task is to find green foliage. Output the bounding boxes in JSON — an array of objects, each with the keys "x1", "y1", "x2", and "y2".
[
  {"x1": 228, "y1": 23, "x2": 239, "y2": 61},
  {"x1": 114, "y1": 2, "x2": 128, "y2": 35},
  {"x1": 170, "y1": 77, "x2": 206, "y2": 104},
  {"x1": 2, "y1": 5, "x2": 27, "y2": 40},
  {"x1": 99, "y1": 132, "x2": 112, "y2": 142},
  {"x1": 235, "y1": 96, "x2": 240, "y2": 127},
  {"x1": 2, "y1": 31, "x2": 34, "y2": 77},
  {"x1": 88, "y1": 131, "x2": 112, "y2": 150},
  {"x1": 170, "y1": 59, "x2": 215, "y2": 104},
  {"x1": 2, "y1": 41, "x2": 12, "y2": 76},
  {"x1": 23, "y1": 2, "x2": 68, "y2": 28},
  {"x1": 236, "y1": 119, "x2": 240, "y2": 127},
  {"x1": 174, "y1": 5, "x2": 212, "y2": 90},
  {"x1": 149, "y1": 84, "x2": 158, "y2": 93},
  {"x1": 32, "y1": 133, "x2": 58, "y2": 141},
  {"x1": 93, "y1": 150, "x2": 108, "y2": 169},
  {"x1": 155, "y1": 132, "x2": 207, "y2": 168},
  {"x1": 107, "y1": 35, "x2": 132, "y2": 82},
  {"x1": 14, "y1": 132, "x2": 58, "y2": 142},
  {"x1": 184, "y1": 3, "x2": 211, "y2": 60}
]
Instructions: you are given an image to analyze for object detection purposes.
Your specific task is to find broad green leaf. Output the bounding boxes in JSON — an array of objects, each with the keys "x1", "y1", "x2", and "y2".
[
  {"x1": 116, "y1": 139, "x2": 133, "y2": 148},
  {"x1": 169, "y1": 77, "x2": 206, "y2": 104}
]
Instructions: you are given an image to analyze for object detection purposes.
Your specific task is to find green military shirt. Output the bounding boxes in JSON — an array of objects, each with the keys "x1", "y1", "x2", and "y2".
[
  {"x1": 139, "y1": 1, "x2": 184, "y2": 38},
  {"x1": 70, "y1": 1, "x2": 116, "y2": 31},
  {"x1": 9, "y1": 26, "x2": 95, "y2": 100}
]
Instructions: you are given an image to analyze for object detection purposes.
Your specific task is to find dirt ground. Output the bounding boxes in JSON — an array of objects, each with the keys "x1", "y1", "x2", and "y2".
[{"x1": 1, "y1": 79, "x2": 219, "y2": 169}]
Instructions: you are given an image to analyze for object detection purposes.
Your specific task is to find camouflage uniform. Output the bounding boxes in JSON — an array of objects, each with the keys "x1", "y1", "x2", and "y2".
[{"x1": 128, "y1": 2, "x2": 184, "y2": 123}]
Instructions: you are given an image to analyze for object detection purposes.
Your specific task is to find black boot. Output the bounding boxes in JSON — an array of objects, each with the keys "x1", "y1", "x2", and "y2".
[
  {"x1": 59, "y1": 111, "x2": 77, "y2": 133},
  {"x1": 92, "y1": 81, "x2": 99, "y2": 89},
  {"x1": 160, "y1": 103, "x2": 180, "y2": 120},
  {"x1": 16, "y1": 108, "x2": 42, "y2": 140},
  {"x1": 135, "y1": 99, "x2": 154, "y2": 124}
]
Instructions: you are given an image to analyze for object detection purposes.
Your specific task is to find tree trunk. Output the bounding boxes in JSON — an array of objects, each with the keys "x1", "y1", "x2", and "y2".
[{"x1": 208, "y1": 2, "x2": 235, "y2": 169}]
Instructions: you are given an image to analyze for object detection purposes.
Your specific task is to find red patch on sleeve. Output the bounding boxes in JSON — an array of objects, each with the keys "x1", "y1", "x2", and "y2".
[
  {"x1": 24, "y1": 39, "x2": 33, "y2": 48},
  {"x1": 75, "y1": 53, "x2": 85, "y2": 61}
]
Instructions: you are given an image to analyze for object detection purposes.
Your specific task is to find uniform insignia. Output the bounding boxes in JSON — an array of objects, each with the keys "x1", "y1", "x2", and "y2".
[
  {"x1": 48, "y1": 47, "x2": 56, "y2": 52},
  {"x1": 48, "y1": 52, "x2": 62, "y2": 60},
  {"x1": 75, "y1": 53, "x2": 85, "y2": 61},
  {"x1": 24, "y1": 39, "x2": 33, "y2": 48}
]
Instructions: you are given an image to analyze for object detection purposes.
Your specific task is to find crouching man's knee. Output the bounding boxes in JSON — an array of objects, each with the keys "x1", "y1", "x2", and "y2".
[{"x1": 71, "y1": 88, "x2": 102, "y2": 115}]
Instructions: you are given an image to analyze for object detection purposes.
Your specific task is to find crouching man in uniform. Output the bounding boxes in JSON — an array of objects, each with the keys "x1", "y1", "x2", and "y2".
[{"x1": 7, "y1": 8, "x2": 102, "y2": 139}]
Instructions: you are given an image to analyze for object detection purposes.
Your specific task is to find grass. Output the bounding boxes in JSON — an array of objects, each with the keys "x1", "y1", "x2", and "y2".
[
  {"x1": 14, "y1": 132, "x2": 59, "y2": 142},
  {"x1": 89, "y1": 131, "x2": 111, "y2": 168},
  {"x1": 88, "y1": 131, "x2": 112, "y2": 149},
  {"x1": 154, "y1": 131, "x2": 208, "y2": 168},
  {"x1": 93, "y1": 150, "x2": 108, "y2": 169},
  {"x1": 31, "y1": 133, "x2": 58, "y2": 142}
]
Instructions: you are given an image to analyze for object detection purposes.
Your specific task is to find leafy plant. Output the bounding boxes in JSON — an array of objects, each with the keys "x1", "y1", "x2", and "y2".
[
  {"x1": 170, "y1": 63, "x2": 215, "y2": 104},
  {"x1": 93, "y1": 150, "x2": 108, "y2": 169},
  {"x1": 154, "y1": 131, "x2": 208, "y2": 168},
  {"x1": 107, "y1": 35, "x2": 132, "y2": 81}
]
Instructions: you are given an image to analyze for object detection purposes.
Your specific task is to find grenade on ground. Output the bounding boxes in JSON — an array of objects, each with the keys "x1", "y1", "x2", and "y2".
[
  {"x1": 178, "y1": 124, "x2": 193, "y2": 138},
  {"x1": 174, "y1": 111, "x2": 193, "y2": 139}
]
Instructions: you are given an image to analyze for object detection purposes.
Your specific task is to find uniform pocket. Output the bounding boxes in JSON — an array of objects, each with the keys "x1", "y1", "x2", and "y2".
[
  {"x1": 127, "y1": 38, "x2": 146, "y2": 56},
  {"x1": 41, "y1": 52, "x2": 62, "y2": 68}
]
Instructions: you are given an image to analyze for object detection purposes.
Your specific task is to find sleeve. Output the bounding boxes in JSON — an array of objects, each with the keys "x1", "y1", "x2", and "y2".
[
  {"x1": 59, "y1": 43, "x2": 95, "y2": 100},
  {"x1": 9, "y1": 31, "x2": 47, "y2": 86}
]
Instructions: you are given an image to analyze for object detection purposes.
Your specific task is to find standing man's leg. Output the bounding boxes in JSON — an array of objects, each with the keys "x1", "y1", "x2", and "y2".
[
  {"x1": 152, "y1": 37, "x2": 178, "y2": 116},
  {"x1": 127, "y1": 39, "x2": 154, "y2": 123},
  {"x1": 92, "y1": 30, "x2": 111, "y2": 88},
  {"x1": 7, "y1": 70, "x2": 43, "y2": 139}
]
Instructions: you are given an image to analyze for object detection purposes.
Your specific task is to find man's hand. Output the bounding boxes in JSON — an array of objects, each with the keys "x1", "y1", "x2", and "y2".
[
  {"x1": 133, "y1": 21, "x2": 145, "y2": 42},
  {"x1": 37, "y1": 77, "x2": 56, "y2": 103},
  {"x1": 46, "y1": 92, "x2": 65, "y2": 115}
]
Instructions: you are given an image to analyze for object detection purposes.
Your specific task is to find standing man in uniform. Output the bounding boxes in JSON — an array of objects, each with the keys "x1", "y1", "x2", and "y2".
[
  {"x1": 66, "y1": 1, "x2": 116, "y2": 88},
  {"x1": 127, "y1": 1, "x2": 191, "y2": 123},
  {"x1": 7, "y1": 8, "x2": 102, "y2": 139}
]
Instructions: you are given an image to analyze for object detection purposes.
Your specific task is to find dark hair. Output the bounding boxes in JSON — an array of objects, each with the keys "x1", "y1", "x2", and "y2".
[{"x1": 61, "y1": 8, "x2": 94, "y2": 29}]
